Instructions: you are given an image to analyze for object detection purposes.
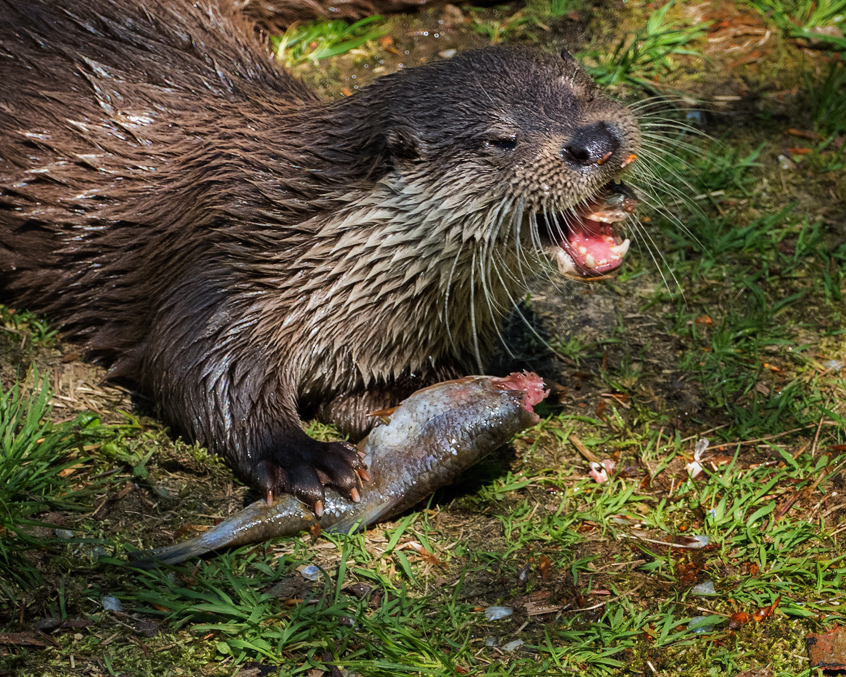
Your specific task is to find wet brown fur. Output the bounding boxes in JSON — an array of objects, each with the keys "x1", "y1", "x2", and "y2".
[{"x1": 0, "y1": 0, "x2": 639, "y2": 506}]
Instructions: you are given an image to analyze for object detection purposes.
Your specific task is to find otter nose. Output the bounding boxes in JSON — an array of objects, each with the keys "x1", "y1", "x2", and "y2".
[{"x1": 561, "y1": 121, "x2": 621, "y2": 167}]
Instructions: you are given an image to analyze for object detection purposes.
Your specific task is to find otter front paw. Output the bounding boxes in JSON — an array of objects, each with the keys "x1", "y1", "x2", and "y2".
[{"x1": 253, "y1": 436, "x2": 366, "y2": 515}]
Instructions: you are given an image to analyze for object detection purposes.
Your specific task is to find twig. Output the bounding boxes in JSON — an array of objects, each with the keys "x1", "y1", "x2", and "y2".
[
  {"x1": 811, "y1": 409, "x2": 828, "y2": 458},
  {"x1": 619, "y1": 533, "x2": 708, "y2": 550},
  {"x1": 569, "y1": 433, "x2": 600, "y2": 464}
]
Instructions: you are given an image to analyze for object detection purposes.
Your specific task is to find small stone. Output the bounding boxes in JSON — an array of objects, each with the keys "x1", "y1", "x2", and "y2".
[
  {"x1": 501, "y1": 639, "x2": 524, "y2": 652},
  {"x1": 301, "y1": 564, "x2": 321, "y2": 581},
  {"x1": 133, "y1": 619, "x2": 161, "y2": 637},
  {"x1": 33, "y1": 618, "x2": 61, "y2": 632},
  {"x1": 88, "y1": 546, "x2": 108, "y2": 560},
  {"x1": 484, "y1": 606, "x2": 513, "y2": 620},
  {"x1": 688, "y1": 616, "x2": 716, "y2": 634},
  {"x1": 685, "y1": 110, "x2": 705, "y2": 126},
  {"x1": 611, "y1": 515, "x2": 641, "y2": 526},
  {"x1": 101, "y1": 595, "x2": 122, "y2": 612},
  {"x1": 344, "y1": 582, "x2": 373, "y2": 598},
  {"x1": 692, "y1": 580, "x2": 717, "y2": 596},
  {"x1": 686, "y1": 535, "x2": 710, "y2": 549}
]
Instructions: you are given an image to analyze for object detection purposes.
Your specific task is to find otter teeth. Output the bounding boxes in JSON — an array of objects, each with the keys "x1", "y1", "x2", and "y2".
[
  {"x1": 585, "y1": 207, "x2": 629, "y2": 223},
  {"x1": 609, "y1": 239, "x2": 631, "y2": 259},
  {"x1": 553, "y1": 247, "x2": 578, "y2": 276}
]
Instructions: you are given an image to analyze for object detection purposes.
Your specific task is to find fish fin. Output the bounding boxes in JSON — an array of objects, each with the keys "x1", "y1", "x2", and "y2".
[{"x1": 367, "y1": 405, "x2": 398, "y2": 418}]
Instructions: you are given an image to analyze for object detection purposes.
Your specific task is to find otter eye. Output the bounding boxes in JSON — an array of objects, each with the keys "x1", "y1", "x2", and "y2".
[{"x1": 485, "y1": 134, "x2": 517, "y2": 151}]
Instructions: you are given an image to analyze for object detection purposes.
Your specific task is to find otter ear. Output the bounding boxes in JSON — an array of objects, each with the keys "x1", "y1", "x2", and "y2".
[{"x1": 385, "y1": 125, "x2": 422, "y2": 161}]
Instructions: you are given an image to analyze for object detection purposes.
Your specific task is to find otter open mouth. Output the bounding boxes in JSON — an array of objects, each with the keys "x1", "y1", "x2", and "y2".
[{"x1": 542, "y1": 181, "x2": 638, "y2": 279}]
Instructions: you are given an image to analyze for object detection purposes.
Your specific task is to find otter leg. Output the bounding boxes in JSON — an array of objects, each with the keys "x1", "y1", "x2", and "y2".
[
  {"x1": 312, "y1": 369, "x2": 464, "y2": 441},
  {"x1": 313, "y1": 388, "x2": 415, "y2": 440},
  {"x1": 155, "y1": 365, "x2": 367, "y2": 511},
  {"x1": 139, "y1": 274, "x2": 366, "y2": 512}
]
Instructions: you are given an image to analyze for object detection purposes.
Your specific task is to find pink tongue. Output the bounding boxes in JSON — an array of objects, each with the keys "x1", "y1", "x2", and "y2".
[{"x1": 564, "y1": 221, "x2": 624, "y2": 274}]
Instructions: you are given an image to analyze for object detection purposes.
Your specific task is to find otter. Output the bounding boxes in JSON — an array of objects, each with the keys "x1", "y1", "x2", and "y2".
[{"x1": 0, "y1": 0, "x2": 640, "y2": 513}]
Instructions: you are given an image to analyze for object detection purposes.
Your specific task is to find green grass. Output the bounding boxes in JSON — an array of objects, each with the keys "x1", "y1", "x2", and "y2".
[
  {"x1": 0, "y1": 370, "x2": 96, "y2": 593},
  {"x1": 804, "y1": 62, "x2": 846, "y2": 171},
  {"x1": 0, "y1": 370, "x2": 167, "y2": 603},
  {"x1": 466, "y1": 0, "x2": 587, "y2": 44},
  {"x1": 271, "y1": 16, "x2": 388, "y2": 67},
  {"x1": 808, "y1": 62, "x2": 846, "y2": 139},
  {"x1": 749, "y1": 0, "x2": 846, "y2": 49},
  {"x1": 626, "y1": 128, "x2": 846, "y2": 436},
  {"x1": 468, "y1": 8, "x2": 537, "y2": 45},
  {"x1": 580, "y1": 2, "x2": 709, "y2": 91},
  {"x1": 0, "y1": 305, "x2": 57, "y2": 346}
]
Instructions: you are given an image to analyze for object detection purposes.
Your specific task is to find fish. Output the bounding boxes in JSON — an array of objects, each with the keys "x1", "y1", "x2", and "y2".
[{"x1": 129, "y1": 372, "x2": 547, "y2": 567}]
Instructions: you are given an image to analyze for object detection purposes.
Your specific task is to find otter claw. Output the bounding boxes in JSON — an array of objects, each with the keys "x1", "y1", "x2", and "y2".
[
  {"x1": 349, "y1": 487, "x2": 360, "y2": 503},
  {"x1": 357, "y1": 467, "x2": 371, "y2": 483},
  {"x1": 252, "y1": 436, "x2": 363, "y2": 515}
]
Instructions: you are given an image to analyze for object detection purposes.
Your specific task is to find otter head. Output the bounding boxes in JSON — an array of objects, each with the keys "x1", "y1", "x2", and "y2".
[
  {"x1": 288, "y1": 46, "x2": 642, "y2": 377},
  {"x1": 347, "y1": 45, "x2": 641, "y2": 281}
]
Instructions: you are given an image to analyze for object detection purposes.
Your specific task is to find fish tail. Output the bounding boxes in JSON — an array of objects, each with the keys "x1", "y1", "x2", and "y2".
[{"x1": 128, "y1": 536, "x2": 212, "y2": 568}]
